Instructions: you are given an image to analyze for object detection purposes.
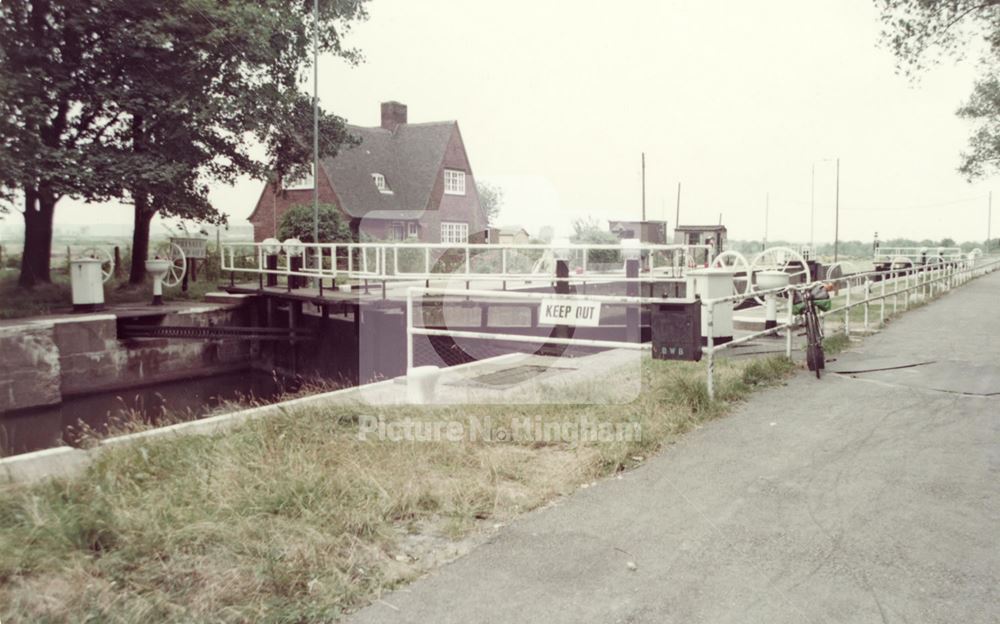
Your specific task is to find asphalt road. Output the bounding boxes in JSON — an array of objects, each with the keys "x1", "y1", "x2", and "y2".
[{"x1": 349, "y1": 270, "x2": 1000, "y2": 624}]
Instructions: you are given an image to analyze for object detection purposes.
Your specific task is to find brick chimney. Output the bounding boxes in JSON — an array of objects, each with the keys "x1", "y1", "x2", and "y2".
[{"x1": 380, "y1": 101, "x2": 407, "y2": 131}]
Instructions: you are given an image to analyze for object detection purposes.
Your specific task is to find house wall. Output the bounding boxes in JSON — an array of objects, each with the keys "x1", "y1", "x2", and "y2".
[
  {"x1": 248, "y1": 172, "x2": 341, "y2": 242},
  {"x1": 248, "y1": 125, "x2": 486, "y2": 245},
  {"x1": 421, "y1": 127, "x2": 487, "y2": 243}
]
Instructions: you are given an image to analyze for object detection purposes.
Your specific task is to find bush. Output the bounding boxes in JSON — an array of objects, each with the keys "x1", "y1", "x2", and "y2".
[{"x1": 277, "y1": 204, "x2": 351, "y2": 243}]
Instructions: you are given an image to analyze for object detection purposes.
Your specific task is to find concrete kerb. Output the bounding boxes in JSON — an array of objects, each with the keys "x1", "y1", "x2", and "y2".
[{"x1": 0, "y1": 353, "x2": 524, "y2": 486}]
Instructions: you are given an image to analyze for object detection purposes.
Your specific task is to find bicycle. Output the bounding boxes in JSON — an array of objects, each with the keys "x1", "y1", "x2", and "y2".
[{"x1": 792, "y1": 284, "x2": 830, "y2": 379}]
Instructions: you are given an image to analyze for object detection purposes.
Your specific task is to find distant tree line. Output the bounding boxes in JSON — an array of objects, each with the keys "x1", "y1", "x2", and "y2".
[{"x1": 728, "y1": 238, "x2": 991, "y2": 258}]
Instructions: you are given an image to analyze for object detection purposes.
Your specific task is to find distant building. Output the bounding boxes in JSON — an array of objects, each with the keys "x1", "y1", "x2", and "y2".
[
  {"x1": 248, "y1": 101, "x2": 488, "y2": 243},
  {"x1": 608, "y1": 220, "x2": 668, "y2": 244},
  {"x1": 673, "y1": 225, "x2": 727, "y2": 252},
  {"x1": 497, "y1": 226, "x2": 530, "y2": 245}
]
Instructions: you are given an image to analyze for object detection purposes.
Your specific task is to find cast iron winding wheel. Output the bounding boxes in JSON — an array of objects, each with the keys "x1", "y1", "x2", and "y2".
[
  {"x1": 153, "y1": 242, "x2": 187, "y2": 288},
  {"x1": 748, "y1": 246, "x2": 811, "y2": 305},
  {"x1": 81, "y1": 247, "x2": 115, "y2": 283},
  {"x1": 710, "y1": 250, "x2": 751, "y2": 297}
]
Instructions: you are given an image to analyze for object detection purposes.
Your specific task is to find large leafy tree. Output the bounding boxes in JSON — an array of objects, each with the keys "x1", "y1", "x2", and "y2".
[
  {"x1": 0, "y1": 0, "x2": 128, "y2": 287},
  {"x1": 104, "y1": 0, "x2": 367, "y2": 283},
  {"x1": 876, "y1": 1, "x2": 1000, "y2": 178},
  {"x1": 1, "y1": 0, "x2": 368, "y2": 286}
]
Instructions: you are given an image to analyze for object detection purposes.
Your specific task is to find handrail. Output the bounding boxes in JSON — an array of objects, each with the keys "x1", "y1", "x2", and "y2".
[
  {"x1": 400, "y1": 255, "x2": 1000, "y2": 401},
  {"x1": 220, "y1": 240, "x2": 715, "y2": 284}
]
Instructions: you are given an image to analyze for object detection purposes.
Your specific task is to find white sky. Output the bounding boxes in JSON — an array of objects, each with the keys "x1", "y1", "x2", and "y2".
[{"x1": 35, "y1": 0, "x2": 999, "y2": 243}]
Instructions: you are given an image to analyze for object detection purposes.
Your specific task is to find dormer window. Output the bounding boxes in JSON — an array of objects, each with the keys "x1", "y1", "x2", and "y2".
[
  {"x1": 372, "y1": 172, "x2": 393, "y2": 194},
  {"x1": 283, "y1": 164, "x2": 314, "y2": 190},
  {"x1": 444, "y1": 169, "x2": 466, "y2": 195}
]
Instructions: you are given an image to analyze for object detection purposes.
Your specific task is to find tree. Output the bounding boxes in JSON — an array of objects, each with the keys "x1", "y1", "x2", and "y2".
[
  {"x1": 876, "y1": 1, "x2": 1000, "y2": 178},
  {"x1": 103, "y1": 0, "x2": 366, "y2": 283},
  {"x1": 571, "y1": 216, "x2": 620, "y2": 263},
  {"x1": 476, "y1": 181, "x2": 503, "y2": 225},
  {"x1": 1, "y1": 0, "x2": 129, "y2": 287},
  {"x1": 277, "y1": 204, "x2": 352, "y2": 243},
  {"x1": 1, "y1": 0, "x2": 368, "y2": 286}
]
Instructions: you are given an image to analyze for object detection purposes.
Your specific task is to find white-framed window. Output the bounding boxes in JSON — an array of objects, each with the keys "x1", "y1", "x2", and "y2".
[
  {"x1": 444, "y1": 169, "x2": 466, "y2": 195},
  {"x1": 389, "y1": 221, "x2": 405, "y2": 240},
  {"x1": 371, "y1": 172, "x2": 392, "y2": 194},
  {"x1": 407, "y1": 222, "x2": 419, "y2": 238},
  {"x1": 283, "y1": 164, "x2": 314, "y2": 190},
  {"x1": 440, "y1": 221, "x2": 469, "y2": 244}
]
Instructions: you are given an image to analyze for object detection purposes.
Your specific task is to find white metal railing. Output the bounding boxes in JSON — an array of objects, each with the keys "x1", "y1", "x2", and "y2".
[
  {"x1": 219, "y1": 241, "x2": 715, "y2": 286},
  {"x1": 874, "y1": 246, "x2": 963, "y2": 265},
  {"x1": 702, "y1": 255, "x2": 1000, "y2": 398},
  {"x1": 402, "y1": 255, "x2": 1000, "y2": 399}
]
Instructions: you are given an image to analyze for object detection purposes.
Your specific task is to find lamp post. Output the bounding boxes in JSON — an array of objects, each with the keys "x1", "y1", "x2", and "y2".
[
  {"x1": 834, "y1": 157, "x2": 840, "y2": 263},
  {"x1": 811, "y1": 158, "x2": 837, "y2": 255}
]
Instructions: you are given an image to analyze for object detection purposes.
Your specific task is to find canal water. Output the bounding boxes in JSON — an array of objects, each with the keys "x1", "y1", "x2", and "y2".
[{"x1": 0, "y1": 370, "x2": 292, "y2": 457}]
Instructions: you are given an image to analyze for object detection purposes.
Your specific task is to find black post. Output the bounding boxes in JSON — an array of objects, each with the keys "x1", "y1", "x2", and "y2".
[
  {"x1": 266, "y1": 254, "x2": 278, "y2": 287},
  {"x1": 554, "y1": 259, "x2": 571, "y2": 345},
  {"x1": 289, "y1": 255, "x2": 302, "y2": 290},
  {"x1": 626, "y1": 258, "x2": 639, "y2": 343}
]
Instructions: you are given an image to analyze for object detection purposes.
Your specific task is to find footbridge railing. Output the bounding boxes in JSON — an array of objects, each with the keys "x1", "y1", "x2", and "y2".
[{"x1": 219, "y1": 241, "x2": 714, "y2": 288}]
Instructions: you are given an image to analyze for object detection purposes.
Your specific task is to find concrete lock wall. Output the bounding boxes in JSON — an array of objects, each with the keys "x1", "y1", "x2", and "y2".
[{"x1": 0, "y1": 305, "x2": 252, "y2": 413}]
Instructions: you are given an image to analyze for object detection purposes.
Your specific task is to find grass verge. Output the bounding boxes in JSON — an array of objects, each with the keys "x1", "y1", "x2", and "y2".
[{"x1": 0, "y1": 355, "x2": 793, "y2": 622}]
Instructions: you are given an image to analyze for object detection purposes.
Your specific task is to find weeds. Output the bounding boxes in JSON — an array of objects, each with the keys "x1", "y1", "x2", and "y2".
[{"x1": 0, "y1": 355, "x2": 795, "y2": 622}]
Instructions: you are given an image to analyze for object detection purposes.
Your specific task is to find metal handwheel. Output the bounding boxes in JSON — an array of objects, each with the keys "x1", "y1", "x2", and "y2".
[
  {"x1": 749, "y1": 246, "x2": 811, "y2": 305},
  {"x1": 711, "y1": 250, "x2": 752, "y2": 296},
  {"x1": 153, "y1": 242, "x2": 187, "y2": 288},
  {"x1": 81, "y1": 247, "x2": 115, "y2": 283}
]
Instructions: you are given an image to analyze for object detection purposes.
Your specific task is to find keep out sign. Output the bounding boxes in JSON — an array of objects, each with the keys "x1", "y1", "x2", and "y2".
[{"x1": 538, "y1": 299, "x2": 603, "y2": 327}]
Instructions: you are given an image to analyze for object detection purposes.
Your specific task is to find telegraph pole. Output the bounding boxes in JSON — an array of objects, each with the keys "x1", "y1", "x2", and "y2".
[
  {"x1": 641, "y1": 152, "x2": 646, "y2": 221},
  {"x1": 763, "y1": 192, "x2": 769, "y2": 250},
  {"x1": 810, "y1": 163, "x2": 816, "y2": 252},
  {"x1": 675, "y1": 182, "x2": 681, "y2": 231},
  {"x1": 312, "y1": 0, "x2": 320, "y2": 245},
  {"x1": 834, "y1": 158, "x2": 841, "y2": 263}
]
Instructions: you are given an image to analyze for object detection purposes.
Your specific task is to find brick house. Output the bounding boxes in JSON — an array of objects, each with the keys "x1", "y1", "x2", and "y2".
[{"x1": 248, "y1": 101, "x2": 488, "y2": 243}]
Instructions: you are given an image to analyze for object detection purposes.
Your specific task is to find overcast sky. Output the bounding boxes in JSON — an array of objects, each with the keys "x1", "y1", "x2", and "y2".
[{"x1": 38, "y1": 0, "x2": 998, "y2": 243}]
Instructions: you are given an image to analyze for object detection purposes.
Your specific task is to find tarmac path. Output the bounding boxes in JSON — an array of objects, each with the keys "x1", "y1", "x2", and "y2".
[{"x1": 349, "y1": 270, "x2": 1000, "y2": 624}]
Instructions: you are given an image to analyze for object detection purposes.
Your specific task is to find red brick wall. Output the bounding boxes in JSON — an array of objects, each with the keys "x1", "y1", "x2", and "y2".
[
  {"x1": 247, "y1": 124, "x2": 486, "y2": 244},
  {"x1": 247, "y1": 171, "x2": 341, "y2": 242},
  {"x1": 422, "y1": 125, "x2": 487, "y2": 243}
]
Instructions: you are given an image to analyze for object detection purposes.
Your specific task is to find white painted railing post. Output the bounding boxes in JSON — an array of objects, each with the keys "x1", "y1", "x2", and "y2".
[
  {"x1": 705, "y1": 301, "x2": 715, "y2": 401},
  {"x1": 844, "y1": 278, "x2": 851, "y2": 336},
  {"x1": 880, "y1": 278, "x2": 886, "y2": 325},
  {"x1": 406, "y1": 288, "x2": 415, "y2": 373},
  {"x1": 863, "y1": 278, "x2": 870, "y2": 332},
  {"x1": 785, "y1": 287, "x2": 793, "y2": 358}
]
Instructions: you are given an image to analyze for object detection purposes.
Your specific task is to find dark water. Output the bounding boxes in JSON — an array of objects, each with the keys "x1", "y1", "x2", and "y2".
[{"x1": 0, "y1": 370, "x2": 292, "y2": 457}]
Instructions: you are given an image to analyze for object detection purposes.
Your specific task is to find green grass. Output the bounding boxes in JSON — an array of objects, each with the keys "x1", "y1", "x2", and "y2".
[{"x1": 0, "y1": 355, "x2": 794, "y2": 622}]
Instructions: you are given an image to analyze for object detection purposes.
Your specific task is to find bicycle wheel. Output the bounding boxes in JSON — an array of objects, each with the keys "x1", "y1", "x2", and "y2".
[{"x1": 804, "y1": 308, "x2": 824, "y2": 378}]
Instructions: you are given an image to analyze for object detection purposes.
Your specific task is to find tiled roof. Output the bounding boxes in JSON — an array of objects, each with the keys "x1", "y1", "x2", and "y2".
[{"x1": 320, "y1": 121, "x2": 456, "y2": 218}]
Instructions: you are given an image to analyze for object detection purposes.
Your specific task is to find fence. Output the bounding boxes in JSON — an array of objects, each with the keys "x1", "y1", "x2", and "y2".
[
  {"x1": 219, "y1": 241, "x2": 714, "y2": 288},
  {"x1": 404, "y1": 255, "x2": 1000, "y2": 400}
]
